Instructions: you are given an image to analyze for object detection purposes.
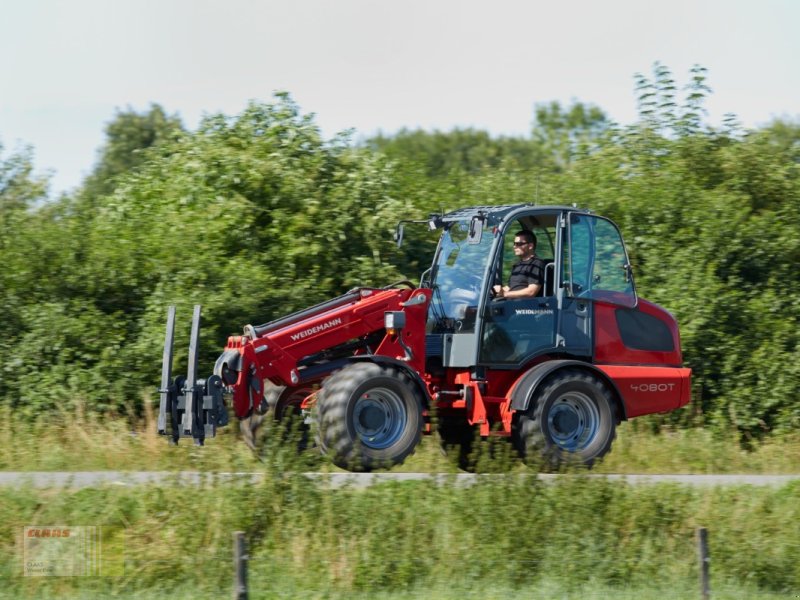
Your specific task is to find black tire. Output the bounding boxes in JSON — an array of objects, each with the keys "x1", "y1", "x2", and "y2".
[
  {"x1": 269, "y1": 385, "x2": 314, "y2": 420},
  {"x1": 241, "y1": 383, "x2": 314, "y2": 452},
  {"x1": 514, "y1": 368, "x2": 616, "y2": 469},
  {"x1": 317, "y1": 362, "x2": 423, "y2": 471}
]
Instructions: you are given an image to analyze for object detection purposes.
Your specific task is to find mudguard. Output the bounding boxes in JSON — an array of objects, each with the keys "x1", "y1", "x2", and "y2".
[{"x1": 508, "y1": 359, "x2": 627, "y2": 421}]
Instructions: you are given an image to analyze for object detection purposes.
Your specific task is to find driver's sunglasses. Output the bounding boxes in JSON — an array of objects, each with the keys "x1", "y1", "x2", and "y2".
[{"x1": 513, "y1": 241, "x2": 530, "y2": 247}]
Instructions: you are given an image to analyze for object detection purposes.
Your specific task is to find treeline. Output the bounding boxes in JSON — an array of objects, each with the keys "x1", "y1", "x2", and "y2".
[{"x1": 0, "y1": 66, "x2": 797, "y2": 438}]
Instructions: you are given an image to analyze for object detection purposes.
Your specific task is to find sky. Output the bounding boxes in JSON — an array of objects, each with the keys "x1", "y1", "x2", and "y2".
[{"x1": 1, "y1": 0, "x2": 798, "y2": 196}]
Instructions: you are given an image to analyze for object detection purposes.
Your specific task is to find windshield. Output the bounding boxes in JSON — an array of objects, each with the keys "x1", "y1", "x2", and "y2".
[{"x1": 428, "y1": 219, "x2": 494, "y2": 332}]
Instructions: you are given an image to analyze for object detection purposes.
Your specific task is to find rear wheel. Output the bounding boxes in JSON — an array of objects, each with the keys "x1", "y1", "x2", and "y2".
[
  {"x1": 514, "y1": 368, "x2": 616, "y2": 469},
  {"x1": 317, "y1": 362, "x2": 423, "y2": 471}
]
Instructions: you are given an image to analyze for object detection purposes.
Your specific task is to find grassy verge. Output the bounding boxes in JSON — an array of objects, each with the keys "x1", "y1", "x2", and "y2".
[
  {"x1": 1, "y1": 408, "x2": 799, "y2": 474},
  {"x1": 1, "y1": 470, "x2": 799, "y2": 598},
  {"x1": 596, "y1": 419, "x2": 800, "y2": 474},
  {"x1": 0, "y1": 581, "x2": 794, "y2": 599}
]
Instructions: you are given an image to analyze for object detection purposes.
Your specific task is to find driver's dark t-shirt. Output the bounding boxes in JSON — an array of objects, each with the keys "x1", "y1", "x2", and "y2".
[{"x1": 509, "y1": 257, "x2": 545, "y2": 292}]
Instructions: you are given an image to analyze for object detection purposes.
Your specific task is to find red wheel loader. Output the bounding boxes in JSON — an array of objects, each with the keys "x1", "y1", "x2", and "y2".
[{"x1": 157, "y1": 204, "x2": 691, "y2": 471}]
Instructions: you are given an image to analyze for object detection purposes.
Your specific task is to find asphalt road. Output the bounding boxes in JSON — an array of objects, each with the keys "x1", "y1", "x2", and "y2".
[{"x1": 1, "y1": 471, "x2": 798, "y2": 489}]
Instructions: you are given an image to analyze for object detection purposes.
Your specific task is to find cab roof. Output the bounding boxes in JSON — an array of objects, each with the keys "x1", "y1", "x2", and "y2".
[{"x1": 440, "y1": 204, "x2": 593, "y2": 226}]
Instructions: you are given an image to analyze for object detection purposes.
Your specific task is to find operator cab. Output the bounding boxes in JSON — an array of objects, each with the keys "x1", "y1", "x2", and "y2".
[{"x1": 424, "y1": 204, "x2": 636, "y2": 370}]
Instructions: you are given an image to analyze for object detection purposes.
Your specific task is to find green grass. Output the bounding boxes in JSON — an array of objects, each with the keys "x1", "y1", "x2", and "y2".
[
  {"x1": 2, "y1": 407, "x2": 799, "y2": 474},
  {"x1": 3, "y1": 410, "x2": 797, "y2": 597},
  {"x1": 596, "y1": 419, "x2": 800, "y2": 475},
  {"x1": 1, "y1": 471, "x2": 799, "y2": 599},
  {"x1": 0, "y1": 580, "x2": 795, "y2": 599}
]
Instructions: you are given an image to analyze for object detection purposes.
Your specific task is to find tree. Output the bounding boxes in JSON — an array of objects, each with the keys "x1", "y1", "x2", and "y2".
[
  {"x1": 368, "y1": 128, "x2": 549, "y2": 178},
  {"x1": 558, "y1": 64, "x2": 800, "y2": 436},
  {"x1": 0, "y1": 94, "x2": 417, "y2": 415},
  {"x1": 2, "y1": 68, "x2": 798, "y2": 439},
  {"x1": 0, "y1": 143, "x2": 49, "y2": 402},
  {"x1": 82, "y1": 104, "x2": 185, "y2": 198},
  {"x1": 532, "y1": 101, "x2": 611, "y2": 169}
]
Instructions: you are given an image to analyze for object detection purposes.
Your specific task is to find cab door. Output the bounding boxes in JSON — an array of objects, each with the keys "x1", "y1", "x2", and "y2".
[
  {"x1": 563, "y1": 212, "x2": 636, "y2": 307},
  {"x1": 479, "y1": 216, "x2": 558, "y2": 366},
  {"x1": 557, "y1": 212, "x2": 637, "y2": 356}
]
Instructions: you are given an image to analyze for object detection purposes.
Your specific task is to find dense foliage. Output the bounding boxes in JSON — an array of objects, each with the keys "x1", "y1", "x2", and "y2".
[{"x1": 0, "y1": 66, "x2": 797, "y2": 438}]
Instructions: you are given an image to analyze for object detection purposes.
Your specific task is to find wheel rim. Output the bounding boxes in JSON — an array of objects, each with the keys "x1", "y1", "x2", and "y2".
[
  {"x1": 352, "y1": 387, "x2": 407, "y2": 450},
  {"x1": 546, "y1": 391, "x2": 600, "y2": 452}
]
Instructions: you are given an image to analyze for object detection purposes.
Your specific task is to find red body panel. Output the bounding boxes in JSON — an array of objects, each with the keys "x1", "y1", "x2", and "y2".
[
  {"x1": 593, "y1": 297, "x2": 689, "y2": 417},
  {"x1": 225, "y1": 288, "x2": 431, "y2": 418},
  {"x1": 593, "y1": 298, "x2": 684, "y2": 367},
  {"x1": 595, "y1": 365, "x2": 692, "y2": 417}
]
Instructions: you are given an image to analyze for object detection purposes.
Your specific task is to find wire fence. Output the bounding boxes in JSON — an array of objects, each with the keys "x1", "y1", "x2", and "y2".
[
  {"x1": 12, "y1": 529, "x2": 800, "y2": 600},
  {"x1": 11, "y1": 476, "x2": 800, "y2": 600},
  {"x1": 84, "y1": 527, "x2": 734, "y2": 599}
]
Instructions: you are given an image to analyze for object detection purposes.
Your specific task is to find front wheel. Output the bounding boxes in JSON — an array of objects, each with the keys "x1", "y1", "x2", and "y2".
[
  {"x1": 514, "y1": 369, "x2": 616, "y2": 469},
  {"x1": 241, "y1": 383, "x2": 315, "y2": 452},
  {"x1": 317, "y1": 362, "x2": 423, "y2": 471}
]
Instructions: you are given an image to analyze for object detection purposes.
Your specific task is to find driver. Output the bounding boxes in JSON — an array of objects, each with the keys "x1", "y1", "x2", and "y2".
[{"x1": 493, "y1": 230, "x2": 545, "y2": 299}]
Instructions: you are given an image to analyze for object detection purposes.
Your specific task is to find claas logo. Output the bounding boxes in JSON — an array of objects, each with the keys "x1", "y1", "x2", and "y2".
[{"x1": 27, "y1": 528, "x2": 71, "y2": 538}]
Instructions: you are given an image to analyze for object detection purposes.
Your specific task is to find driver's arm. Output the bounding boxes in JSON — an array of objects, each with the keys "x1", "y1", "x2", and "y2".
[{"x1": 496, "y1": 283, "x2": 541, "y2": 299}]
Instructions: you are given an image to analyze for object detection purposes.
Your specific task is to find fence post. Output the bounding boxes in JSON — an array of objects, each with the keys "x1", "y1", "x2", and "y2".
[
  {"x1": 233, "y1": 531, "x2": 248, "y2": 600},
  {"x1": 697, "y1": 527, "x2": 710, "y2": 600}
]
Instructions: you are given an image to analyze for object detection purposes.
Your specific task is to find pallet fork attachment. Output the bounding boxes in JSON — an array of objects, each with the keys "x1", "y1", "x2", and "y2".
[{"x1": 157, "y1": 305, "x2": 229, "y2": 445}]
